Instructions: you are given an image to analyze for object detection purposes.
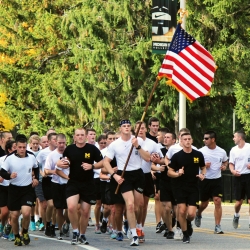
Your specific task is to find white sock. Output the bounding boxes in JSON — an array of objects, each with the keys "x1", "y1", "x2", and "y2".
[
  {"x1": 235, "y1": 213, "x2": 240, "y2": 217},
  {"x1": 73, "y1": 229, "x2": 79, "y2": 234},
  {"x1": 130, "y1": 228, "x2": 137, "y2": 237},
  {"x1": 136, "y1": 223, "x2": 142, "y2": 229}
]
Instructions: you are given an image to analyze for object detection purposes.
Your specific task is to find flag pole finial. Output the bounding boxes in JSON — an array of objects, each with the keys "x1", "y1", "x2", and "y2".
[{"x1": 178, "y1": 8, "x2": 188, "y2": 24}]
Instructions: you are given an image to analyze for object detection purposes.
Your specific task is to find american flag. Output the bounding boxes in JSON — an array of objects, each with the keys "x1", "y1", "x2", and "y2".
[{"x1": 157, "y1": 23, "x2": 216, "y2": 102}]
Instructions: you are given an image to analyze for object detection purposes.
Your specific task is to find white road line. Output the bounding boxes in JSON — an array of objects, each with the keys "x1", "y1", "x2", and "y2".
[{"x1": 29, "y1": 234, "x2": 100, "y2": 250}]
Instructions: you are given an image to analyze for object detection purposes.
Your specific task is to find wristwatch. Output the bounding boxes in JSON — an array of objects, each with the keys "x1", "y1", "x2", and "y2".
[{"x1": 135, "y1": 145, "x2": 141, "y2": 150}]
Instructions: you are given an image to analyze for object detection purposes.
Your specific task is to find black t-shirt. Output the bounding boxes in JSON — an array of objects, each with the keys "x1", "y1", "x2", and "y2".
[
  {"x1": 0, "y1": 146, "x2": 5, "y2": 157},
  {"x1": 63, "y1": 143, "x2": 103, "y2": 182},
  {"x1": 146, "y1": 132, "x2": 158, "y2": 143},
  {"x1": 169, "y1": 149, "x2": 205, "y2": 188}
]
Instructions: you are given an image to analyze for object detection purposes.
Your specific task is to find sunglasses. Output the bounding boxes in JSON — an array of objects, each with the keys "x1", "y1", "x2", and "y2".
[{"x1": 203, "y1": 137, "x2": 210, "y2": 140}]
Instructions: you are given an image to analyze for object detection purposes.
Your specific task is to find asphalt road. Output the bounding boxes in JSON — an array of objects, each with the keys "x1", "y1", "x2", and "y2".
[{"x1": 1, "y1": 203, "x2": 250, "y2": 250}]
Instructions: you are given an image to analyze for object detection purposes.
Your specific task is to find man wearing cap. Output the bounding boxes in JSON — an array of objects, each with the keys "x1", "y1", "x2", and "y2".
[{"x1": 103, "y1": 120, "x2": 150, "y2": 246}]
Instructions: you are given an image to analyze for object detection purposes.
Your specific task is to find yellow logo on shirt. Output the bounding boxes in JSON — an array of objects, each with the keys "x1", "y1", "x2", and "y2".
[
  {"x1": 85, "y1": 153, "x2": 90, "y2": 159},
  {"x1": 194, "y1": 157, "x2": 199, "y2": 163}
]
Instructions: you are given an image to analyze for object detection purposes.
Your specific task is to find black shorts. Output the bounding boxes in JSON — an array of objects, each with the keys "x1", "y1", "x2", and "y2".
[
  {"x1": 8, "y1": 184, "x2": 35, "y2": 211},
  {"x1": 0, "y1": 185, "x2": 9, "y2": 207},
  {"x1": 143, "y1": 173, "x2": 155, "y2": 198},
  {"x1": 52, "y1": 182, "x2": 67, "y2": 209},
  {"x1": 42, "y1": 177, "x2": 53, "y2": 201},
  {"x1": 66, "y1": 179, "x2": 96, "y2": 205},
  {"x1": 234, "y1": 174, "x2": 250, "y2": 201},
  {"x1": 35, "y1": 181, "x2": 46, "y2": 202},
  {"x1": 154, "y1": 172, "x2": 161, "y2": 193},
  {"x1": 100, "y1": 181, "x2": 113, "y2": 205},
  {"x1": 110, "y1": 175, "x2": 125, "y2": 205},
  {"x1": 172, "y1": 185, "x2": 199, "y2": 206},
  {"x1": 94, "y1": 178, "x2": 102, "y2": 200},
  {"x1": 118, "y1": 169, "x2": 145, "y2": 194},
  {"x1": 199, "y1": 178, "x2": 223, "y2": 202},
  {"x1": 159, "y1": 179, "x2": 176, "y2": 205}
]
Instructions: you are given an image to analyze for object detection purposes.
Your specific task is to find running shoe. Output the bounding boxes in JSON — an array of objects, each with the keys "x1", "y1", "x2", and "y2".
[
  {"x1": 71, "y1": 232, "x2": 79, "y2": 245},
  {"x1": 163, "y1": 228, "x2": 169, "y2": 237},
  {"x1": 22, "y1": 232, "x2": 30, "y2": 245},
  {"x1": 233, "y1": 215, "x2": 239, "y2": 229},
  {"x1": 45, "y1": 225, "x2": 51, "y2": 237},
  {"x1": 100, "y1": 220, "x2": 107, "y2": 233},
  {"x1": 174, "y1": 227, "x2": 183, "y2": 240},
  {"x1": 214, "y1": 224, "x2": 224, "y2": 234},
  {"x1": 110, "y1": 232, "x2": 117, "y2": 239},
  {"x1": 4, "y1": 223, "x2": 12, "y2": 235},
  {"x1": 130, "y1": 236, "x2": 139, "y2": 246},
  {"x1": 14, "y1": 237, "x2": 23, "y2": 246},
  {"x1": 116, "y1": 232, "x2": 124, "y2": 241},
  {"x1": 79, "y1": 234, "x2": 89, "y2": 245},
  {"x1": 29, "y1": 221, "x2": 36, "y2": 231},
  {"x1": 8, "y1": 231, "x2": 15, "y2": 241},
  {"x1": 140, "y1": 231, "x2": 145, "y2": 243},
  {"x1": 95, "y1": 225, "x2": 101, "y2": 234},
  {"x1": 107, "y1": 225, "x2": 113, "y2": 234},
  {"x1": 156, "y1": 221, "x2": 165, "y2": 233},
  {"x1": 195, "y1": 213, "x2": 202, "y2": 227},
  {"x1": 166, "y1": 231, "x2": 174, "y2": 239},
  {"x1": 122, "y1": 220, "x2": 129, "y2": 235},
  {"x1": 35, "y1": 220, "x2": 40, "y2": 228},
  {"x1": 58, "y1": 232, "x2": 64, "y2": 240},
  {"x1": 51, "y1": 225, "x2": 56, "y2": 237},
  {"x1": 182, "y1": 235, "x2": 190, "y2": 243},
  {"x1": 39, "y1": 223, "x2": 45, "y2": 231},
  {"x1": 2, "y1": 233, "x2": 9, "y2": 239},
  {"x1": 88, "y1": 218, "x2": 95, "y2": 226},
  {"x1": 62, "y1": 222, "x2": 70, "y2": 235}
]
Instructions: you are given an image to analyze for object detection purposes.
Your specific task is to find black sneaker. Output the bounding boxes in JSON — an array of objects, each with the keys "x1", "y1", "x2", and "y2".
[
  {"x1": 156, "y1": 222, "x2": 162, "y2": 233},
  {"x1": 166, "y1": 231, "x2": 174, "y2": 239},
  {"x1": 22, "y1": 232, "x2": 30, "y2": 245},
  {"x1": 187, "y1": 221, "x2": 193, "y2": 236},
  {"x1": 183, "y1": 235, "x2": 190, "y2": 243},
  {"x1": 45, "y1": 225, "x2": 51, "y2": 237},
  {"x1": 163, "y1": 228, "x2": 169, "y2": 237},
  {"x1": 14, "y1": 237, "x2": 23, "y2": 246},
  {"x1": 50, "y1": 225, "x2": 56, "y2": 237},
  {"x1": 78, "y1": 234, "x2": 89, "y2": 245},
  {"x1": 123, "y1": 220, "x2": 128, "y2": 235},
  {"x1": 71, "y1": 232, "x2": 78, "y2": 245},
  {"x1": 62, "y1": 223, "x2": 70, "y2": 235},
  {"x1": 100, "y1": 220, "x2": 108, "y2": 233}
]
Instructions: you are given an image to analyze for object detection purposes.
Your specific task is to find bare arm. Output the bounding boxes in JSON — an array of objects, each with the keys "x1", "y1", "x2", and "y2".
[{"x1": 56, "y1": 168, "x2": 69, "y2": 180}]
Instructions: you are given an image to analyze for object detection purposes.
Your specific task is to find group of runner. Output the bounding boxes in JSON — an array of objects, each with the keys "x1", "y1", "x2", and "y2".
[{"x1": 0, "y1": 117, "x2": 249, "y2": 246}]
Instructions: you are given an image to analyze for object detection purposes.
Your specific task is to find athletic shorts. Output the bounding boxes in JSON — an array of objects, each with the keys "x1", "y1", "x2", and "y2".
[
  {"x1": 154, "y1": 172, "x2": 161, "y2": 193},
  {"x1": 199, "y1": 177, "x2": 223, "y2": 202},
  {"x1": 66, "y1": 179, "x2": 96, "y2": 205},
  {"x1": 35, "y1": 181, "x2": 46, "y2": 202},
  {"x1": 110, "y1": 175, "x2": 125, "y2": 205},
  {"x1": 118, "y1": 168, "x2": 145, "y2": 194},
  {"x1": 100, "y1": 181, "x2": 113, "y2": 205},
  {"x1": 8, "y1": 184, "x2": 35, "y2": 211},
  {"x1": 143, "y1": 172, "x2": 155, "y2": 198},
  {"x1": 159, "y1": 179, "x2": 176, "y2": 205},
  {"x1": 172, "y1": 185, "x2": 199, "y2": 206},
  {"x1": 234, "y1": 174, "x2": 250, "y2": 201},
  {"x1": 0, "y1": 185, "x2": 9, "y2": 207},
  {"x1": 52, "y1": 182, "x2": 67, "y2": 209},
  {"x1": 42, "y1": 176, "x2": 53, "y2": 201},
  {"x1": 94, "y1": 178, "x2": 102, "y2": 201}
]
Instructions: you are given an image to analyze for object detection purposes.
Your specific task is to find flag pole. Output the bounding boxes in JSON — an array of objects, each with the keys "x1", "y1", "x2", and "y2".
[
  {"x1": 115, "y1": 77, "x2": 159, "y2": 194},
  {"x1": 179, "y1": 0, "x2": 187, "y2": 129}
]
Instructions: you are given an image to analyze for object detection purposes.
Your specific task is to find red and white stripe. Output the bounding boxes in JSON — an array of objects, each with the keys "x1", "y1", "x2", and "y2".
[{"x1": 158, "y1": 41, "x2": 216, "y2": 102}]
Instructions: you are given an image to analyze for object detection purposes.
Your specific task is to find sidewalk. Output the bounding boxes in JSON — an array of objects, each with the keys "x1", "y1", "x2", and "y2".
[{"x1": 147, "y1": 201, "x2": 249, "y2": 216}]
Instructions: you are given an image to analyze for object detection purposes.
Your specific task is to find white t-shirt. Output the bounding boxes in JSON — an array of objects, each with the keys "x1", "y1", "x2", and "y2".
[
  {"x1": 55, "y1": 165, "x2": 69, "y2": 185},
  {"x1": 199, "y1": 146, "x2": 228, "y2": 179},
  {"x1": 44, "y1": 149, "x2": 62, "y2": 183},
  {"x1": 166, "y1": 143, "x2": 197, "y2": 160},
  {"x1": 36, "y1": 147, "x2": 53, "y2": 173},
  {"x1": 141, "y1": 138, "x2": 163, "y2": 173},
  {"x1": 105, "y1": 136, "x2": 147, "y2": 171},
  {"x1": 229, "y1": 143, "x2": 250, "y2": 174},
  {"x1": 0, "y1": 155, "x2": 10, "y2": 186},
  {"x1": 2, "y1": 152, "x2": 38, "y2": 186}
]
